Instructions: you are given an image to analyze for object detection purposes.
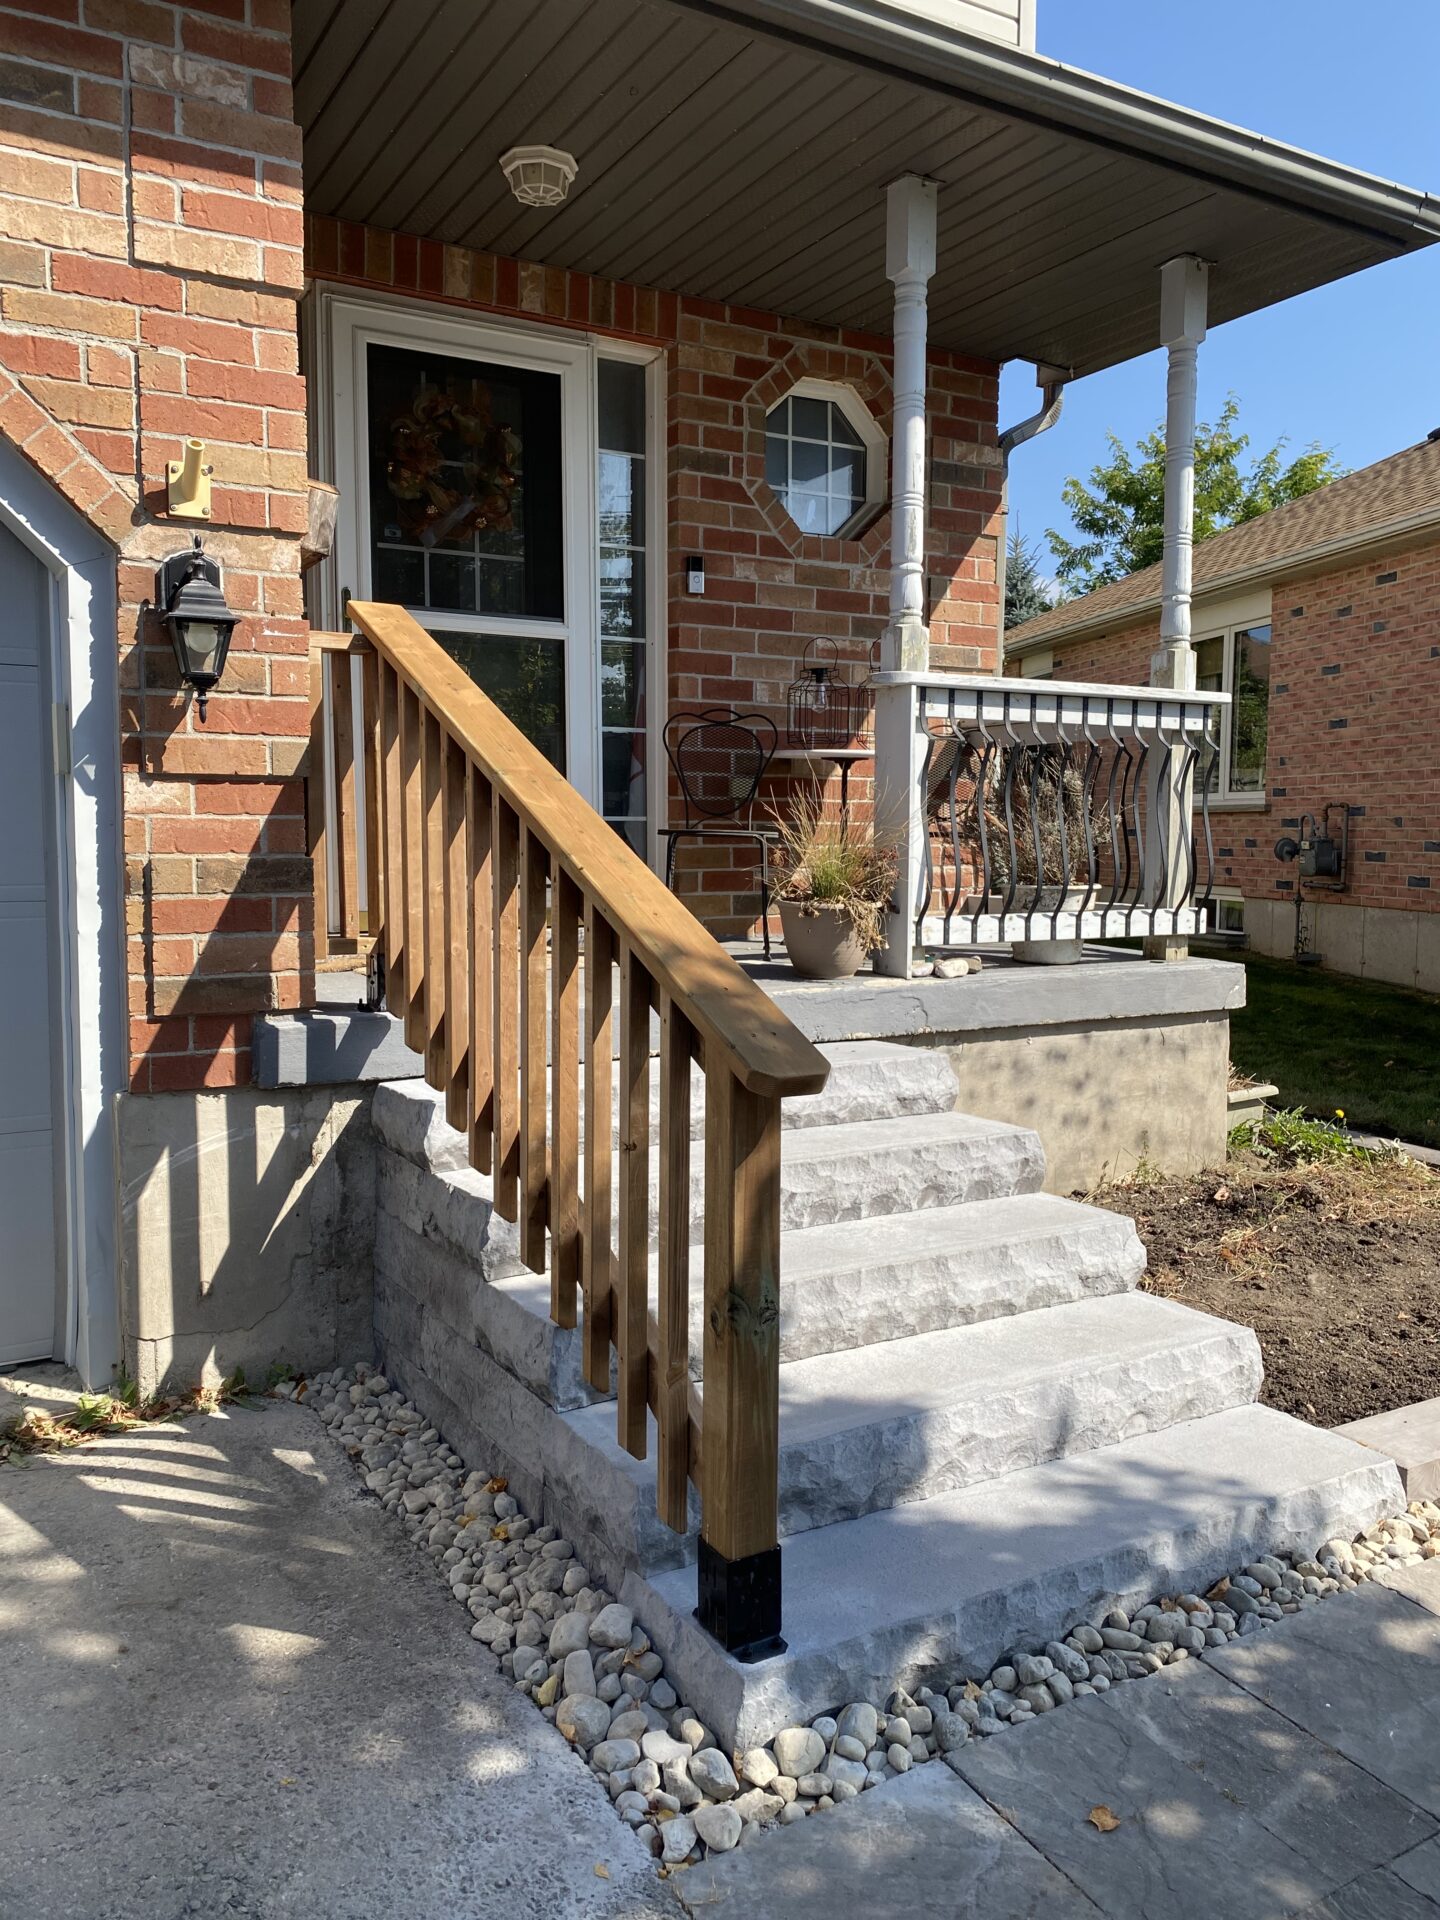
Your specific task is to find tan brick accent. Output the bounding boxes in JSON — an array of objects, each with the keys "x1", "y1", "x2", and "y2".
[{"x1": 0, "y1": 0, "x2": 311, "y2": 1089}]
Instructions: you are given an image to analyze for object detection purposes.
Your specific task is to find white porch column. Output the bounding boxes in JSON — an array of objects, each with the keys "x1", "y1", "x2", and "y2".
[
  {"x1": 1147, "y1": 255, "x2": 1208, "y2": 957},
  {"x1": 1151, "y1": 254, "x2": 1208, "y2": 694},
  {"x1": 882, "y1": 174, "x2": 937, "y2": 674},
  {"x1": 872, "y1": 675, "x2": 928, "y2": 976}
]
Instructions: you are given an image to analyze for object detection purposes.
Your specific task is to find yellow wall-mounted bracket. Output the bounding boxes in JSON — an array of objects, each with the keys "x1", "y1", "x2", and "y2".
[{"x1": 166, "y1": 438, "x2": 213, "y2": 520}]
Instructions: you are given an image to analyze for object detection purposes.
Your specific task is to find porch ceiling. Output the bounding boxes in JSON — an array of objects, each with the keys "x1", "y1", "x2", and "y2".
[{"x1": 293, "y1": 0, "x2": 1440, "y2": 377}]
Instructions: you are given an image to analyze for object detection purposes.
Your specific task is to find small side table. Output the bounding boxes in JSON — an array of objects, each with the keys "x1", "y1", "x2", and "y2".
[{"x1": 771, "y1": 745, "x2": 874, "y2": 820}]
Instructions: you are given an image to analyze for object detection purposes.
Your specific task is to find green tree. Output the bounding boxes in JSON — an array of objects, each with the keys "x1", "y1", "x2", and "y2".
[
  {"x1": 1046, "y1": 395, "x2": 1344, "y2": 596},
  {"x1": 1004, "y1": 529, "x2": 1055, "y2": 630}
]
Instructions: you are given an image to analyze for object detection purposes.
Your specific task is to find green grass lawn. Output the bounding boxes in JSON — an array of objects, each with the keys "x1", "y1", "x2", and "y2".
[{"x1": 1229, "y1": 952, "x2": 1440, "y2": 1149}]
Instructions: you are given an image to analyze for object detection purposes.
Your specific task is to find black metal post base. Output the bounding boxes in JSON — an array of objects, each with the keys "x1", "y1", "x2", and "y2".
[{"x1": 694, "y1": 1540, "x2": 786, "y2": 1663}]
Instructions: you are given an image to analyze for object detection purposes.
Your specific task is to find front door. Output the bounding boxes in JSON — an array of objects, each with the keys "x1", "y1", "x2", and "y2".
[
  {"x1": 0, "y1": 524, "x2": 62, "y2": 1364},
  {"x1": 330, "y1": 300, "x2": 657, "y2": 862}
]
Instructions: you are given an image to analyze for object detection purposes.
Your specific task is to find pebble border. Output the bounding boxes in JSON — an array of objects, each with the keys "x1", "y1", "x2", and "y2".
[{"x1": 285, "y1": 1364, "x2": 1440, "y2": 1869}]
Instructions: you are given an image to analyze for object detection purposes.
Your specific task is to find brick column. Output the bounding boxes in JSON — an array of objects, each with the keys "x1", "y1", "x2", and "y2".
[{"x1": 0, "y1": 0, "x2": 310, "y2": 1091}]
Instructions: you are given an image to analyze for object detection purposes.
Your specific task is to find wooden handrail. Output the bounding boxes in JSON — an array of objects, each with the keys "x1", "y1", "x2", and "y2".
[
  {"x1": 310, "y1": 604, "x2": 829, "y2": 1655},
  {"x1": 349, "y1": 602, "x2": 827, "y2": 1101}
]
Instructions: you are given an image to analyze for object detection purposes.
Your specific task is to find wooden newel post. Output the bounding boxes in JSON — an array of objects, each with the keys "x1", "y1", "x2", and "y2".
[{"x1": 698, "y1": 1069, "x2": 785, "y2": 1657}]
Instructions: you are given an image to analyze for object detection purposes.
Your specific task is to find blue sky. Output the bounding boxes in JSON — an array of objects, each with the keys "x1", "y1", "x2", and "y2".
[{"x1": 1001, "y1": 1, "x2": 1440, "y2": 570}]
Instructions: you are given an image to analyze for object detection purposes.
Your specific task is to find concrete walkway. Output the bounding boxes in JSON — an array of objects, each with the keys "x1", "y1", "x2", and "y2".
[
  {"x1": 5, "y1": 1399, "x2": 1440, "y2": 1920},
  {"x1": 0, "y1": 1401, "x2": 682, "y2": 1920}
]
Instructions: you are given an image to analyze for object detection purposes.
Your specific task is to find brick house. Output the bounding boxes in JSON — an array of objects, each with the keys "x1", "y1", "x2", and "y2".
[
  {"x1": 4, "y1": 0, "x2": 1440, "y2": 1682},
  {"x1": 1005, "y1": 433, "x2": 1440, "y2": 992}
]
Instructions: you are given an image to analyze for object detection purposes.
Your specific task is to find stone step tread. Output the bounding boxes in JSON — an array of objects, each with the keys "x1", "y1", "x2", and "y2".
[
  {"x1": 776, "y1": 1189, "x2": 1141, "y2": 1281},
  {"x1": 372, "y1": 1038, "x2": 961, "y2": 1175},
  {"x1": 631, "y1": 1404, "x2": 1405, "y2": 1749},
  {"x1": 549, "y1": 1296, "x2": 1264, "y2": 1553},
  {"x1": 485, "y1": 1190, "x2": 1144, "y2": 1385},
  {"x1": 562, "y1": 1291, "x2": 1258, "y2": 1456},
  {"x1": 769, "y1": 1291, "x2": 1257, "y2": 1439}
]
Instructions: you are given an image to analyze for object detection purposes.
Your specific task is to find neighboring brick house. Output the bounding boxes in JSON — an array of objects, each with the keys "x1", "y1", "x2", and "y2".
[
  {"x1": 1005, "y1": 434, "x2": 1440, "y2": 992},
  {"x1": 1, "y1": 0, "x2": 1436, "y2": 1388}
]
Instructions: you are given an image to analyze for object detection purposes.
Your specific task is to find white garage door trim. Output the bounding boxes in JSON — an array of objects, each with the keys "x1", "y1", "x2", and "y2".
[{"x1": 0, "y1": 443, "x2": 123, "y2": 1386}]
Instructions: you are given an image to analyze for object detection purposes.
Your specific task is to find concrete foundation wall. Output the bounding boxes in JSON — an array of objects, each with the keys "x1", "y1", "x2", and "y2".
[
  {"x1": 935, "y1": 1011, "x2": 1231, "y2": 1193},
  {"x1": 1243, "y1": 895, "x2": 1440, "y2": 995},
  {"x1": 119, "y1": 1085, "x2": 377, "y2": 1396}
]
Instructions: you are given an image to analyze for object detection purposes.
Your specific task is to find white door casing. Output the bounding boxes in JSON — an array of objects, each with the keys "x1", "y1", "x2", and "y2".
[
  {"x1": 0, "y1": 525, "x2": 60, "y2": 1363},
  {"x1": 0, "y1": 442, "x2": 123, "y2": 1385}
]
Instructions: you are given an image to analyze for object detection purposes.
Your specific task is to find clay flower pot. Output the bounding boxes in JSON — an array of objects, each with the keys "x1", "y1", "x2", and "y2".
[{"x1": 778, "y1": 900, "x2": 868, "y2": 979}]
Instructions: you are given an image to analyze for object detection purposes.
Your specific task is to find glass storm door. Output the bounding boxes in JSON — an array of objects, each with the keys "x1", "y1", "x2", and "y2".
[
  {"x1": 332, "y1": 303, "x2": 655, "y2": 860},
  {"x1": 361, "y1": 336, "x2": 581, "y2": 780}
]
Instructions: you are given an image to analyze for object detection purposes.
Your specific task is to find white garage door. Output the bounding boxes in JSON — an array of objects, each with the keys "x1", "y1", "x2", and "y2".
[{"x1": 0, "y1": 524, "x2": 61, "y2": 1364}]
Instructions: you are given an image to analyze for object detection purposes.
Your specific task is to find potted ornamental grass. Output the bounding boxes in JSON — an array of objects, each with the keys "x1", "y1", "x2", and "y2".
[{"x1": 770, "y1": 795, "x2": 896, "y2": 979}]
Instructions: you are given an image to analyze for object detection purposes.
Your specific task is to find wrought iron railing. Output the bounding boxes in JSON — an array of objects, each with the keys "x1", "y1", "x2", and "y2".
[{"x1": 875, "y1": 675, "x2": 1227, "y2": 955}]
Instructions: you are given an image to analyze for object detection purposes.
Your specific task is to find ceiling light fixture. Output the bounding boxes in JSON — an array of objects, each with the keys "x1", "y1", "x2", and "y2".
[{"x1": 500, "y1": 144, "x2": 578, "y2": 208}]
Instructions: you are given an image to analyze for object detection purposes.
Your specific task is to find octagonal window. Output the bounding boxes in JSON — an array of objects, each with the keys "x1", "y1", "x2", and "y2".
[{"x1": 764, "y1": 380, "x2": 885, "y2": 539}]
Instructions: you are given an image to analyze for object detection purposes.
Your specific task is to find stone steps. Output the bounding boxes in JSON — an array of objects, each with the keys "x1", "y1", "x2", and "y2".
[
  {"x1": 628, "y1": 1403, "x2": 1405, "y2": 1750},
  {"x1": 545, "y1": 1293, "x2": 1264, "y2": 1576},
  {"x1": 369, "y1": 1034, "x2": 1407, "y2": 1755}
]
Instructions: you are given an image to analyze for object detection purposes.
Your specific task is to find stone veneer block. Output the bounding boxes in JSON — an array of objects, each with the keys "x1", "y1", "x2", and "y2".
[
  {"x1": 252, "y1": 1010, "x2": 423, "y2": 1088},
  {"x1": 1335, "y1": 1396, "x2": 1440, "y2": 1502}
]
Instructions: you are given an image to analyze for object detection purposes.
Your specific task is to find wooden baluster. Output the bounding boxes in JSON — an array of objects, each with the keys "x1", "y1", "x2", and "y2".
[
  {"x1": 398, "y1": 683, "x2": 426, "y2": 1055},
  {"x1": 330, "y1": 651, "x2": 359, "y2": 941},
  {"x1": 443, "y1": 734, "x2": 470, "y2": 1134},
  {"x1": 306, "y1": 644, "x2": 331, "y2": 964},
  {"x1": 379, "y1": 662, "x2": 406, "y2": 1008},
  {"x1": 468, "y1": 769, "x2": 494, "y2": 1175},
  {"x1": 421, "y1": 708, "x2": 448, "y2": 1087},
  {"x1": 549, "y1": 868, "x2": 582, "y2": 1328},
  {"x1": 616, "y1": 944, "x2": 652, "y2": 1459},
  {"x1": 656, "y1": 995, "x2": 694, "y2": 1531},
  {"x1": 361, "y1": 645, "x2": 381, "y2": 940},
  {"x1": 698, "y1": 1069, "x2": 783, "y2": 1653},
  {"x1": 491, "y1": 796, "x2": 520, "y2": 1220},
  {"x1": 519, "y1": 823, "x2": 549, "y2": 1274},
  {"x1": 581, "y1": 905, "x2": 614, "y2": 1393}
]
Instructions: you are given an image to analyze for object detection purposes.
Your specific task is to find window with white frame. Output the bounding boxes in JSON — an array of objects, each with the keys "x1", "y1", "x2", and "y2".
[
  {"x1": 764, "y1": 379, "x2": 885, "y2": 539},
  {"x1": 1195, "y1": 622, "x2": 1271, "y2": 803}
]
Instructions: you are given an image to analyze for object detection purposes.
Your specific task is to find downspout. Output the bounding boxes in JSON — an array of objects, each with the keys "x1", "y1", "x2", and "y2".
[{"x1": 996, "y1": 362, "x2": 1068, "y2": 671}]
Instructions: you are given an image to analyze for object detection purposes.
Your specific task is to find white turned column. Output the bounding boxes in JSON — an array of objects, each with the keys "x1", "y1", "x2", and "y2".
[
  {"x1": 882, "y1": 175, "x2": 937, "y2": 675},
  {"x1": 872, "y1": 676, "x2": 929, "y2": 976},
  {"x1": 1152, "y1": 255, "x2": 1208, "y2": 695},
  {"x1": 1147, "y1": 256, "x2": 1208, "y2": 956}
]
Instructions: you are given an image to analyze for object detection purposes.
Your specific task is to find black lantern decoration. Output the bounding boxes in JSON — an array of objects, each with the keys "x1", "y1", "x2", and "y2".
[
  {"x1": 786, "y1": 636, "x2": 874, "y2": 750},
  {"x1": 156, "y1": 535, "x2": 240, "y2": 723}
]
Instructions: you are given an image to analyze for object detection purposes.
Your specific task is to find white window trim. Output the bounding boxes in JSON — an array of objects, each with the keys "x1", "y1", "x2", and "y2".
[
  {"x1": 1196, "y1": 620, "x2": 1271, "y2": 812},
  {"x1": 765, "y1": 374, "x2": 887, "y2": 540},
  {"x1": 308, "y1": 284, "x2": 668, "y2": 869}
]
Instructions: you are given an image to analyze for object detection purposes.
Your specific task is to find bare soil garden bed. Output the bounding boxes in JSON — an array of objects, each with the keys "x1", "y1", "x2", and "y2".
[{"x1": 1091, "y1": 1145, "x2": 1440, "y2": 1428}]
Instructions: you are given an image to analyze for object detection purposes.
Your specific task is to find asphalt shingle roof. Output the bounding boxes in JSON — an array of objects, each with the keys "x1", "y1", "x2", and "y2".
[{"x1": 1007, "y1": 431, "x2": 1440, "y2": 652}]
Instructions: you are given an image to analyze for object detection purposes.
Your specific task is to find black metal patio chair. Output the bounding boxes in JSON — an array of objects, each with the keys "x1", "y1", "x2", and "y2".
[{"x1": 661, "y1": 706, "x2": 780, "y2": 958}]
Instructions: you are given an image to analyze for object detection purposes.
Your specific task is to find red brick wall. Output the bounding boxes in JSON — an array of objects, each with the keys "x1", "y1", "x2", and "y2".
[
  {"x1": 1043, "y1": 536, "x2": 1440, "y2": 914},
  {"x1": 0, "y1": 0, "x2": 310, "y2": 1091},
  {"x1": 306, "y1": 215, "x2": 1004, "y2": 935}
]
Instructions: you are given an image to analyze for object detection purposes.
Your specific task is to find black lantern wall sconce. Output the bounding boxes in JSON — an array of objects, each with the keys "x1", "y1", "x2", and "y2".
[{"x1": 155, "y1": 535, "x2": 240, "y2": 723}]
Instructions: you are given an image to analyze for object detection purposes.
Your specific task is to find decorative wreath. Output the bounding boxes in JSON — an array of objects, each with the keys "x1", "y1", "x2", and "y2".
[{"x1": 384, "y1": 380, "x2": 521, "y2": 546}]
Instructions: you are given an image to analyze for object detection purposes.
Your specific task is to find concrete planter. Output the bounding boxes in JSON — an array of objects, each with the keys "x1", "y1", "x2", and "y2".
[{"x1": 778, "y1": 900, "x2": 868, "y2": 979}]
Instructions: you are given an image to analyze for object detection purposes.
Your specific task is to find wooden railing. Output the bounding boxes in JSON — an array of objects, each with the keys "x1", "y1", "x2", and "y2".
[{"x1": 310, "y1": 606, "x2": 829, "y2": 1654}]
